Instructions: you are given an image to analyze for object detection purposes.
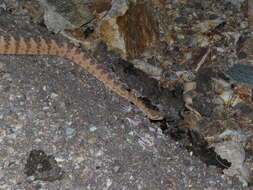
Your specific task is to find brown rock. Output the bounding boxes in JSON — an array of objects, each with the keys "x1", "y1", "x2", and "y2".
[
  {"x1": 117, "y1": 2, "x2": 160, "y2": 59},
  {"x1": 99, "y1": 1, "x2": 160, "y2": 59},
  {"x1": 248, "y1": 0, "x2": 253, "y2": 28}
]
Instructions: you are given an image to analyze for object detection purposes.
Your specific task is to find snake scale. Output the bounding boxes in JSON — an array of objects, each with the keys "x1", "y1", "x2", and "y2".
[{"x1": 0, "y1": 35, "x2": 164, "y2": 120}]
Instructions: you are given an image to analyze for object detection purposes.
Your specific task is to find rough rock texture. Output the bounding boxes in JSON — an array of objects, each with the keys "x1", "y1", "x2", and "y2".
[
  {"x1": 0, "y1": 0, "x2": 253, "y2": 189},
  {"x1": 39, "y1": 0, "x2": 94, "y2": 32}
]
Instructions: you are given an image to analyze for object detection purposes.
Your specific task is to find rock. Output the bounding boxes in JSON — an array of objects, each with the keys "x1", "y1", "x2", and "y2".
[
  {"x1": 248, "y1": 0, "x2": 253, "y2": 28},
  {"x1": 225, "y1": 64, "x2": 253, "y2": 88},
  {"x1": 192, "y1": 18, "x2": 225, "y2": 33},
  {"x1": 98, "y1": 0, "x2": 129, "y2": 58},
  {"x1": 116, "y1": 1, "x2": 160, "y2": 59},
  {"x1": 99, "y1": 0, "x2": 160, "y2": 59},
  {"x1": 66, "y1": 127, "x2": 76, "y2": 138},
  {"x1": 213, "y1": 136, "x2": 250, "y2": 187},
  {"x1": 39, "y1": 0, "x2": 94, "y2": 32}
]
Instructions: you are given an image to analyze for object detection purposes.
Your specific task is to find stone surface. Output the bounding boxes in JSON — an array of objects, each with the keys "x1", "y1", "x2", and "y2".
[
  {"x1": 0, "y1": 0, "x2": 253, "y2": 189},
  {"x1": 39, "y1": 0, "x2": 94, "y2": 32}
]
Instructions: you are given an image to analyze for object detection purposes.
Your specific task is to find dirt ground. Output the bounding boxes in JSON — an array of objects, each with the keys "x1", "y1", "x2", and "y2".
[{"x1": 0, "y1": 10, "x2": 249, "y2": 190}]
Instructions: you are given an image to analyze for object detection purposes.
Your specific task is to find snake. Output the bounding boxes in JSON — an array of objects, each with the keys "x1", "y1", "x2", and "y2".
[{"x1": 0, "y1": 35, "x2": 164, "y2": 120}]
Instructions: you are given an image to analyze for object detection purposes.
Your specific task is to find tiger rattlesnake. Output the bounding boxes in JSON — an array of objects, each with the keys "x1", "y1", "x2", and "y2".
[{"x1": 0, "y1": 35, "x2": 164, "y2": 120}]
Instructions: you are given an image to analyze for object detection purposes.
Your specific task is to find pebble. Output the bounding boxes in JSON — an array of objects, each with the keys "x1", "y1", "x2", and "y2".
[{"x1": 66, "y1": 127, "x2": 76, "y2": 137}]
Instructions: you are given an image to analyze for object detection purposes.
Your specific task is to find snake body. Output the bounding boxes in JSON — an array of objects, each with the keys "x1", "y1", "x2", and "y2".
[{"x1": 0, "y1": 35, "x2": 164, "y2": 120}]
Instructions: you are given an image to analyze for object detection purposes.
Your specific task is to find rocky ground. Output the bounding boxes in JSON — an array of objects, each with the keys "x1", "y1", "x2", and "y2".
[{"x1": 0, "y1": 0, "x2": 253, "y2": 190}]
